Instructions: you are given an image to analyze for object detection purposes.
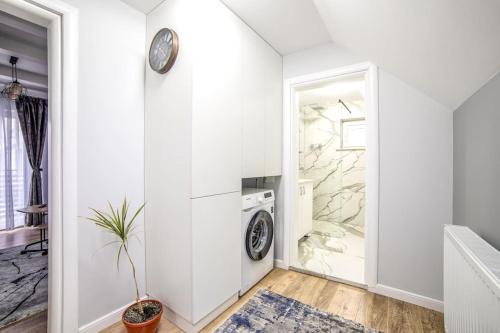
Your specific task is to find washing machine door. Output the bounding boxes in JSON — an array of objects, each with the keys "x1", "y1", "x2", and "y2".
[{"x1": 245, "y1": 210, "x2": 274, "y2": 261}]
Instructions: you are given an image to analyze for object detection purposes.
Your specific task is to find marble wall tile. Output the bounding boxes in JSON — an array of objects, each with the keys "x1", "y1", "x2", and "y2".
[{"x1": 299, "y1": 100, "x2": 366, "y2": 232}]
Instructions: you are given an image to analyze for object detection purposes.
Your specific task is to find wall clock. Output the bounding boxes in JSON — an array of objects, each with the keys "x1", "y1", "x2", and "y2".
[{"x1": 149, "y1": 28, "x2": 179, "y2": 74}]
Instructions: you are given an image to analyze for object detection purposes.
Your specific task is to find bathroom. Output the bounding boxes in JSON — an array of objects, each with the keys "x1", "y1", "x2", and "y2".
[{"x1": 294, "y1": 73, "x2": 367, "y2": 285}]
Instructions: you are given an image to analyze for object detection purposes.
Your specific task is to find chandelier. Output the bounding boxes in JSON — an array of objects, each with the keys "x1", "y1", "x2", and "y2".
[{"x1": 1, "y1": 57, "x2": 25, "y2": 101}]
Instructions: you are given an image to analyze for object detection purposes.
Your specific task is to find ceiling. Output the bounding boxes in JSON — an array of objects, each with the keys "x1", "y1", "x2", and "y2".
[
  {"x1": 122, "y1": 0, "x2": 500, "y2": 110},
  {"x1": 120, "y1": 0, "x2": 162, "y2": 13},
  {"x1": 313, "y1": 0, "x2": 500, "y2": 110},
  {"x1": 121, "y1": 0, "x2": 331, "y2": 54},
  {"x1": 0, "y1": 10, "x2": 47, "y2": 97},
  {"x1": 220, "y1": 0, "x2": 331, "y2": 55}
]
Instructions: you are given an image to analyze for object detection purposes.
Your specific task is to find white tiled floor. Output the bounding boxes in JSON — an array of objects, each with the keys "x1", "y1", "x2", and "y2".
[{"x1": 295, "y1": 220, "x2": 365, "y2": 285}]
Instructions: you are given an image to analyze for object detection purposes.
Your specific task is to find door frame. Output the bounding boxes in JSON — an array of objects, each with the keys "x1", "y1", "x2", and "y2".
[
  {"x1": 0, "y1": 0, "x2": 78, "y2": 331},
  {"x1": 282, "y1": 62, "x2": 379, "y2": 288}
]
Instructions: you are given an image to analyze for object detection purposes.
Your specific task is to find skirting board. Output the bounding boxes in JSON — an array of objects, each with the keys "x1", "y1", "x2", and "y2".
[
  {"x1": 163, "y1": 293, "x2": 238, "y2": 333},
  {"x1": 78, "y1": 296, "x2": 147, "y2": 333},
  {"x1": 272, "y1": 265, "x2": 442, "y2": 313},
  {"x1": 369, "y1": 284, "x2": 444, "y2": 313},
  {"x1": 274, "y1": 259, "x2": 288, "y2": 270}
]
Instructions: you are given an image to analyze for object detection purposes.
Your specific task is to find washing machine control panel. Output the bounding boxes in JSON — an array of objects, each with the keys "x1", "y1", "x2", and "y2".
[{"x1": 241, "y1": 188, "x2": 274, "y2": 210}]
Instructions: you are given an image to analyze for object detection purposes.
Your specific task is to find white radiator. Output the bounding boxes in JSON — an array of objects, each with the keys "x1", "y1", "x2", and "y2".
[{"x1": 444, "y1": 225, "x2": 500, "y2": 333}]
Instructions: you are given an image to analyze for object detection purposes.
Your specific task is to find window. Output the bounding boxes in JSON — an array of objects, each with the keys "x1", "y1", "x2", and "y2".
[
  {"x1": 0, "y1": 99, "x2": 29, "y2": 230},
  {"x1": 341, "y1": 118, "x2": 366, "y2": 149}
]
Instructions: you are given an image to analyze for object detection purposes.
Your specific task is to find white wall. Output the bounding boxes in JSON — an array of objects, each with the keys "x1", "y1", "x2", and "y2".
[
  {"x1": 378, "y1": 71, "x2": 452, "y2": 301},
  {"x1": 283, "y1": 42, "x2": 365, "y2": 79},
  {"x1": 454, "y1": 72, "x2": 500, "y2": 251},
  {"x1": 60, "y1": 0, "x2": 146, "y2": 327},
  {"x1": 283, "y1": 42, "x2": 453, "y2": 301}
]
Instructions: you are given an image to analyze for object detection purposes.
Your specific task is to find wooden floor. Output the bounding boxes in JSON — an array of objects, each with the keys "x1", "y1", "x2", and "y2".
[
  {"x1": 0, "y1": 310, "x2": 47, "y2": 333},
  {"x1": 0, "y1": 227, "x2": 41, "y2": 250},
  {"x1": 101, "y1": 268, "x2": 444, "y2": 333}
]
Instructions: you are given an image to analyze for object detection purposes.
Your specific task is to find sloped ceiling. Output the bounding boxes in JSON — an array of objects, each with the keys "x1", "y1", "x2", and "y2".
[
  {"x1": 313, "y1": 0, "x2": 500, "y2": 109},
  {"x1": 222, "y1": 0, "x2": 500, "y2": 110},
  {"x1": 220, "y1": 0, "x2": 331, "y2": 55}
]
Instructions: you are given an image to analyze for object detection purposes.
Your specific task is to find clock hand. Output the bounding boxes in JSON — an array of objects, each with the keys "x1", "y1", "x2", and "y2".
[{"x1": 157, "y1": 47, "x2": 167, "y2": 57}]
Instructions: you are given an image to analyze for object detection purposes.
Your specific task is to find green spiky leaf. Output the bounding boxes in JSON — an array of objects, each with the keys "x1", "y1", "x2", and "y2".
[
  {"x1": 83, "y1": 198, "x2": 145, "y2": 270},
  {"x1": 83, "y1": 198, "x2": 146, "y2": 314}
]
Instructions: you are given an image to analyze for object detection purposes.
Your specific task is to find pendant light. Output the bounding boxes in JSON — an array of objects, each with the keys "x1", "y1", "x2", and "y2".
[{"x1": 1, "y1": 56, "x2": 25, "y2": 100}]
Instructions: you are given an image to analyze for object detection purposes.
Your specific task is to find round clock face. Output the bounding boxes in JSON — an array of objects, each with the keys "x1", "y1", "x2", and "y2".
[{"x1": 149, "y1": 28, "x2": 179, "y2": 74}]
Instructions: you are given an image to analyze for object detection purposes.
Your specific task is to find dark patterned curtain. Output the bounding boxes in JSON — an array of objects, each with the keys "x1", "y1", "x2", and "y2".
[{"x1": 15, "y1": 96, "x2": 48, "y2": 226}]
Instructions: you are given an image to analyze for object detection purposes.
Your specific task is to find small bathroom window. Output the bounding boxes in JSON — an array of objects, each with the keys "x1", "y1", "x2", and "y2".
[{"x1": 340, "y1": 118, "x2": 366, "y2": 149}]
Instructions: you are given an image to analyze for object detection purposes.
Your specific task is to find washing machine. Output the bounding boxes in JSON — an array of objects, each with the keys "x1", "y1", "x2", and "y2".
[{"x1": 240, "y1": 188, "x2": 275, "y2": 295}]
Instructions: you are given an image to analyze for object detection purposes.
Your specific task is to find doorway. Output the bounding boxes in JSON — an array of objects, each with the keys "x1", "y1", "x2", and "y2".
[
  {"x1": 283, "y1": 63, "x2": 379, "y2": 288},
  {"x1": 0, "y1": 10, "x2": 49, "y2": 331},
  {"x1": 0, "y1": 1, "x2": 78, "y2": 332}
]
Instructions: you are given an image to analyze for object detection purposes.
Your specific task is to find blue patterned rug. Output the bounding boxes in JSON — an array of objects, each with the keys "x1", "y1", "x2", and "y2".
[
  {"x1": 215, "y1": 289, "x2": 379, "y2": 333},
  {"x1": 0, "y1": 244, "x2": 48, "y2": 329}
]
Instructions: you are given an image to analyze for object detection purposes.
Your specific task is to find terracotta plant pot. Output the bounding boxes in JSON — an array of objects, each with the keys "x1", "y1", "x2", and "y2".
[{"x1": 122, "y1": 300, "x2": 163, "y2": 333}]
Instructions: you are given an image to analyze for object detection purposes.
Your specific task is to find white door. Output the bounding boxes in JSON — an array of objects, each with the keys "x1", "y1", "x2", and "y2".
[
  {"x1": 241, "y1": 23, "x2": 266, "y2": 178},
  {"x1": 191, "y1": 192, "x2": 241, "y2": 323},
  {"x1": 191, "y1": 3, "x2": 242, "y2": 197},
  {"x1": 241, "y1": 23, "x2": 283, "y2": 178}
]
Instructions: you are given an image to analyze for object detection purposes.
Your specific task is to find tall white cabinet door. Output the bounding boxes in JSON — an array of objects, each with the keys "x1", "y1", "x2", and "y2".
[
  {"x1": 264, "y1": 47, "x2": 283, "y2": 176},
  {"x1": 191, "y1": 3, "x2": 242, "y2": 198},
  {"x1": 241, "y1": 25, "x2": 283, "y2": 178},
  {"x1": 192, "y1": 192, "x2": 241, "y2": 323},
  {"x1": 241, "y1": 24, "x2": 266, "y2": 178}
]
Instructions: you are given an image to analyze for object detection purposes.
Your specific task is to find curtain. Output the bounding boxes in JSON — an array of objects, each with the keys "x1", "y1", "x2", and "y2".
[
  {"x1": 16, "y1": 96, "x2": 48, "y2": 226},
  {"x1": 0, "y1": 98, "x2": 29, "y2": 230}
]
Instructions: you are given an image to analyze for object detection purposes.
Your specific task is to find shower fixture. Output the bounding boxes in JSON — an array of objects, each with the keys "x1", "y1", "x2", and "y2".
[{"x1": 338, "y1": 99, "x2": 352, "y2": 114}]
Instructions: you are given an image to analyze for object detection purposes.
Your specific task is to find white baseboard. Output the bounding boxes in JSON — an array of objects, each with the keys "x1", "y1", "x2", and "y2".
[
  {"x1": 369, "y1": 284, "x2": 443, "y2": 313},
  {"x1": 163, "y1": 293, "x2": 238, "y2": 333},
  {"x1": 272, "y1": 263, "x2": 442, "y2": 312},
  {"x1": 274, "y1": 259, "x2": 288, "y2": 270},
  {"x1": 78, "y1": 296, "x2": 147, "y2": 333}
]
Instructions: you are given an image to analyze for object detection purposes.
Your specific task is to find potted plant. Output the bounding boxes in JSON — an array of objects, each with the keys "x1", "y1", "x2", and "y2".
[{"x1": 85, "y1": 198, "x2": 162, "y2": 333}]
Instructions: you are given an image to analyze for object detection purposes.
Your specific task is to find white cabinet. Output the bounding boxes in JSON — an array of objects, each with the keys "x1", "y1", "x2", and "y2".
[
  {"x1": 146, "y1": 1, "x2": 243, "y2": 331},
  {"x1": 192, "y1": 192, "x2": 240, "y2": 322},
  {"x1": 241, "y1": 24, "x2": 283, "y2": 178},
  {"x1": 191, "y1": 2, "x2": 242, "y2": 198},
  {"x1": 241, "y1": 26, "x2": 266, "y2": 177},
  {"x1": 146, "y1": 0, "x2": 281, "y2": 330},
  {"x1": 264, "y1": 50, "x2": 283, "y2": 177},
  {"x1": 297, "y1": 179, "x2": 313, "y2": 241}
]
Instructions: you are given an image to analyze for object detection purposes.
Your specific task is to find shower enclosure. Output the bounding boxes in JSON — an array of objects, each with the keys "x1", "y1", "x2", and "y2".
[{"x1": 293, "y1": 73, "x2": 367, "y2": 285}]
